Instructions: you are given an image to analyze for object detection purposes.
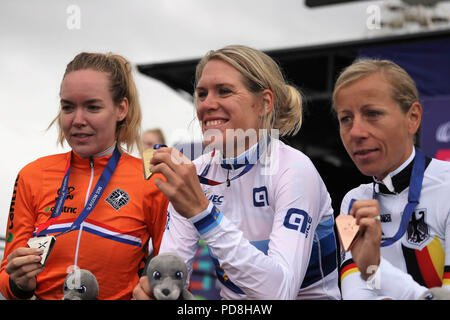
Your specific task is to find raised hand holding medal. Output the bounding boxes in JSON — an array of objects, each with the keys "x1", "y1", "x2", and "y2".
[
  {"x1": 148, "y1": 145, "x2": 210, "y2": 219},
  {"x1": 27, "y1": 236, "x2": 56, "y2": 266},
  {"x1": 346, "y1": 199, "x2": 382, "y2": 280},
  {"x1": 335, "y1": 214, "x2": 360, "y2": 252},
  {"x1": 143, "y1": 144, "x2": 166, "y2": 180}
]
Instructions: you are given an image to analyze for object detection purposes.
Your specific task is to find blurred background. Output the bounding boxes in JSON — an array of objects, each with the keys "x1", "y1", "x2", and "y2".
[{"x1": 1, "y1": 0, "x2": 450, "y2": 299}]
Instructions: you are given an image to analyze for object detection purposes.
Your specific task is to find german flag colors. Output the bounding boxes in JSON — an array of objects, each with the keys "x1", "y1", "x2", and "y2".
[
  {"x1": 340, "y1": 237, "x2": 450, "y2": 289},
  {"x1": 443, "y1": 266, "x2": 450, "y2": 287},
  {"x1": 402, "y1": 236, "x2": 447, "y2": 288},
  {"x1": 340, "y1": 258, "x2": 359, "y2": 283}
]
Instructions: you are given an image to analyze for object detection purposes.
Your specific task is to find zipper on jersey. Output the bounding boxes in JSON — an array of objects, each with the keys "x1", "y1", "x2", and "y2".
[{"x1": 73, "y1": 157, "x2": 95, "y2": 267}]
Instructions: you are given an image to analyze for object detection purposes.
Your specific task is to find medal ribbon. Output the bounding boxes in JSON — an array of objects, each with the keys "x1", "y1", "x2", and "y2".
[
  {"x1": 378, "y1": 148, "x2": 425, "y2": 247},
  {"x1": 197, "y1": 163, "x2": 255, "y2": 186},
  {"x1": 197, "y1": 137, "x2": 269, "y2": 186},
  {"x1": 36, "y1": 146, "x2": 121, "y2": 237}
]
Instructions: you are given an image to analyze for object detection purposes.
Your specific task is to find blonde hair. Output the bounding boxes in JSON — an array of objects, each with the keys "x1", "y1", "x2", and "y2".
[
  {"x1": 332, "y1": 58, "x2": 419, "y2": 113},
  {"x1": 49, "y1": 52, "x2": 143, "y2": 154},
  {"x1": 194, "y1": 45, "x2": 303, "y2": 136},
  {"x1": 142, "y1": 128, "x2": 166, "y2": 145}
]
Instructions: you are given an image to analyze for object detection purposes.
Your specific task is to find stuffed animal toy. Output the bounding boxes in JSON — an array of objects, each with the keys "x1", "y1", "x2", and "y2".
[
  {"x1": 63, "y1": 269, "x2": 99, "y2": 300},
  {"x1": 419, "y1": 287, "x2": 450, "y2": 300},
  {"x1": 146, "y1": 253, "x2": 195, "y2": 300}
]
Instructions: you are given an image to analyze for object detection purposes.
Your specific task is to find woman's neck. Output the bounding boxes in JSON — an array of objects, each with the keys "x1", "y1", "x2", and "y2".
[
  {"x1": 78, "y1": 143, "x2": 117, "y2": 159},
  {"x1": 375, "y1": 145, "x2": 415, "y2": 181},
  {"x1": 222, "y1": 135, "x2": 261, "y2": 159}
]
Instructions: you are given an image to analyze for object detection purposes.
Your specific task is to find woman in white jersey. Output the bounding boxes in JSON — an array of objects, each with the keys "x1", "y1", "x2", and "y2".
[
  {"x1": 133, "y1": 45, "x2": 341, "y2": 300},
  {"x1": 334, "y1": 59, "x2": 450, "y2": 299}
]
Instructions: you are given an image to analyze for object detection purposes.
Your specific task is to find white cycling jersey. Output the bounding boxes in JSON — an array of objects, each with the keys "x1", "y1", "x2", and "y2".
[
  {"x1": 339, "y1": 148, "x2": 450, "y2": 300},
  {"x1": 160, "y1": 138, "x2": 341, "y2": 300}
]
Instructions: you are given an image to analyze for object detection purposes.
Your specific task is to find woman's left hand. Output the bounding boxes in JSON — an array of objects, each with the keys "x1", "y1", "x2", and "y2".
[{"x1": 149, "y1": 147, "x2": 209, "y2": 218}]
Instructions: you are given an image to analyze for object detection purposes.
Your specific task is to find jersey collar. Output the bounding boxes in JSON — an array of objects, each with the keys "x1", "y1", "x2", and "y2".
[
  {"x1": 219, "y1": 137, "x2": 269, "y2": 170},
  {"x1": 373, "y1": 148, "x2": 432, "y2": 194}
]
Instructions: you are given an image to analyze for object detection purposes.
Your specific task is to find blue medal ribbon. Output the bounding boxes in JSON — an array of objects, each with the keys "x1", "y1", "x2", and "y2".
[
  {"x1": 347, "y1": 148, "x2": 426, "y2": 247},
  {"x1": 197, "y1": 137, "x2": 268, "y2": 186},
  {"x1": 36, "y1": 146, "x2": 121, "y2": 237},
  {"x1": 378, "y1": 148, "x2": 425, "y2": 247},
  {"x1": 197, "y1": 163, "x2": 255, "y2": 186}
]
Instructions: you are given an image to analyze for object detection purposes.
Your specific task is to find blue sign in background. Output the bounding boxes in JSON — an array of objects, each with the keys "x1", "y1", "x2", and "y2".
[{"x1": 421, "y1": 96, "x2": 450, "y2": 161}]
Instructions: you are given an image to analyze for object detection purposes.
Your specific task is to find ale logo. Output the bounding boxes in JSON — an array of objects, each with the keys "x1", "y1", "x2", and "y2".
[
  {"x1": 6, "y1": 232, "x2": 13, "y2": 243},
  {"x1": 283, "y1": 208, "x2": 312, "y2": 238}
]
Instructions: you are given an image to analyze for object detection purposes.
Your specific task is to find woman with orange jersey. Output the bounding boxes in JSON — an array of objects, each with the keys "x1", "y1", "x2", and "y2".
[{"x1": 0, "y1": 53, "x2": 168, "y2": 300}]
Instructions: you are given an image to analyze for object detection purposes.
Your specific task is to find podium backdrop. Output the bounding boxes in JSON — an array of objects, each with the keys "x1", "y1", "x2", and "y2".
[{"x1": 422, "y1": 96, "x2": 450, "y2": 161}]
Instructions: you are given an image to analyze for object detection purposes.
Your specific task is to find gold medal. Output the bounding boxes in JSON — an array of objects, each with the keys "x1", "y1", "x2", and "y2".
[{"x1": 143, "y1": 148, "x2": 155, "y2": 180}]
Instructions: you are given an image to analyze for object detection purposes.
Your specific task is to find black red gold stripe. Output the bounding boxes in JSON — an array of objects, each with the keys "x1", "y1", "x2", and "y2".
[
  {"x1": 443, "y1": 266, "x2": 450, "y2": 286},
  {"x1": 340, "y1": 259, "x2": 359, "y2": 283},
  {"x1": 402, "y1": 237, "x2": 445, "y2": 288}
]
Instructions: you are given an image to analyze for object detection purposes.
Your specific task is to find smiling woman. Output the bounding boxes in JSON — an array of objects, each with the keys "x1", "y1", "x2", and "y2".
[
  {"x1": 0, "y1": 52, "x2": 169, "y2": 300},
  {"x1": 133, "y1": 45, "x2": 341, "y2": 300}
]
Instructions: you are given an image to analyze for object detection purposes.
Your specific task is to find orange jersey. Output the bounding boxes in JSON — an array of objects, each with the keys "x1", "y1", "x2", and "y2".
[{"x1": 1, "y1": 151, "x2": 168, "y2": 300}]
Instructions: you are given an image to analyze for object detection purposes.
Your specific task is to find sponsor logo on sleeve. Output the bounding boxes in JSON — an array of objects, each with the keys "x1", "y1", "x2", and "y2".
[
  {"x1": 8, "y1": 175, "x2": 19, "y2": 231},
  {"x1": 165, "y1": 210, "x2": 171, "y2": 230},
  {"x1": 283, "y1": 208, "x2": 312, "y2": 238}
]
